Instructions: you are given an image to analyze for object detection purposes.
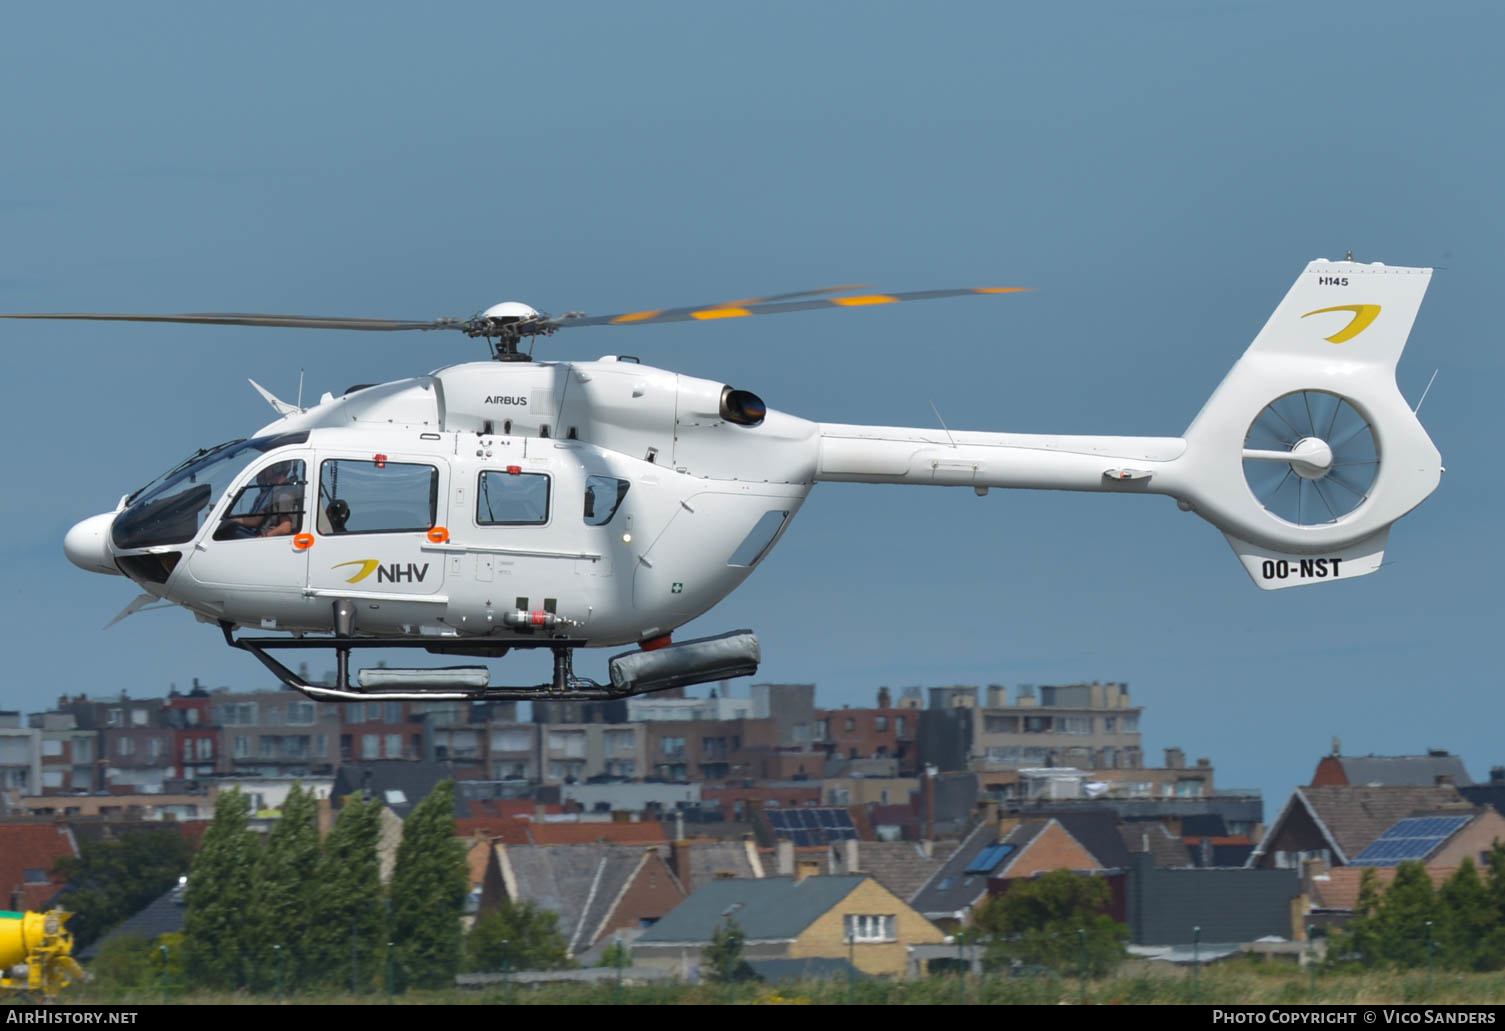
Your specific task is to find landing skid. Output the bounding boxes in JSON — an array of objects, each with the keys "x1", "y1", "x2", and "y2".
[{"x1": 219, "y1": 622, "x2": 761, "y2": 703}]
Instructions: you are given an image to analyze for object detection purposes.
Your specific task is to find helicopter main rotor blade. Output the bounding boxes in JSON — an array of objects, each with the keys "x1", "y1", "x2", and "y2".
[
  {"x1": 0, "y1": 312, "x2": 467, "y2": 332},
  {"x1": 553, "y1": 286, "x2": 1029, "y2": 330}
]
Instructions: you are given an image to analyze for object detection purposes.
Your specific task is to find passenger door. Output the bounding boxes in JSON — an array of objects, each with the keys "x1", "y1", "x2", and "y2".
[{"x1": 304, "y1": 454, "x2": 448, "y2": 628}]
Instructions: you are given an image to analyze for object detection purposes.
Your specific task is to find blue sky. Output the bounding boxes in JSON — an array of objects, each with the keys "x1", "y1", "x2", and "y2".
[{"x1": 2, "y1": 2, "x2": 1500, "y2": 807}]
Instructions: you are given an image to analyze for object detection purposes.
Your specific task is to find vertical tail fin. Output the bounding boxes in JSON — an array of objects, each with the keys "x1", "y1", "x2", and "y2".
[{"x1": 1173, "y1": 260, "x2": 1441, "y2": 589}]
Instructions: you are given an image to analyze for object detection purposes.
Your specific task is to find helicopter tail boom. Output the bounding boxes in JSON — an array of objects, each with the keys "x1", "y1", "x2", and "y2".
[{"x1": 814, "y1": 259, "x2": 1441, "y2": 590}]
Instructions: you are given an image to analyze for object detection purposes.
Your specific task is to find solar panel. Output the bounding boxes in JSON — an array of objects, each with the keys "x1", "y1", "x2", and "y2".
[
  {"x1": 964, "y1": 843, "x2": 1016, "y2": 875},
  {"x1": 767, "y1": 807, "x2": 860, "y2": 845},
  {"x1": 1351, "y1": 815, "x2": 1471, "y2": 867}
]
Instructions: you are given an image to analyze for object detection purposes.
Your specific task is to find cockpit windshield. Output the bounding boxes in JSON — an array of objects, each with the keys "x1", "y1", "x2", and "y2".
[{"x1": 112, "y1": 432, "x2": 309, "y2": 551}]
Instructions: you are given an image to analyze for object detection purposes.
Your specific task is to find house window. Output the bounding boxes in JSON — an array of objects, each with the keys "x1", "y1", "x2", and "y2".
[
  {"x1": 116, "y1": 737, "x2": 134, "y2": 757},
  {"x1": 362, "y1": 735, "x2": 380, "y2": 759},
  {"x1": 844, "y1": 718, "x2": 855, "y2": 732},
  {"x1": 1120, "y1": 715, "x2": 1139, "y2": 732},
  {"x1": 896, "y1": 716, "x2": 906, "y2": 738},
  {"x1": 288, "y1": 702, "x2": 316, "y2": 725},
  {"x1": 233, "y1": 736, "x2": 250, "y2": 759},
  {"x1": 1058, "y1": 716, "x2": 1092, "y2": 735},
  {"x1": 1103, "y1": 717, "x2": 1116, "y2": 733},
  {"x1": 314, "y1": 735, "x2": 327, "y2": 758},
  {"x1": 107, "y1": 708, "x2": 123, "y2": 727},
  {"x1": 197, "y1": 738, "x2": 213, "y2": 760},
  {"x1": 42, "y1": 739, "x2": 63, "y2": 758},
  {"x1": 131, "y1": 709, "x2": 148, "y2": 727},
  {"x1": 345, "y1": 702, "x2": 365, "y2": 723},
  {"x1": 661, "y1": 737, "x2": 686, "y2": 759},
  {"x1": 385, "y1": 734, "x2": 403, "y2": 758},
  {"x1": 384, "y1": 701, "x2": 402, "y2": 724},
  {"x1": 844, "y1": 914, "x2": 896, "y2": 943},
  {"x1": 493, "y1": 728, "x2": 532, "y2": 752},
  {"x1": 875, "y1": 715, "x2": 888, "y2": 732},
  {"x1": 548, "y1": 731, "x2": 586, "y2": 758},
  {"x1": 605, "y1": 730, "x2": 634, "y2": 753},
  {"x1": 183, "y1": 740, "x2": 194, "y2": 762}
]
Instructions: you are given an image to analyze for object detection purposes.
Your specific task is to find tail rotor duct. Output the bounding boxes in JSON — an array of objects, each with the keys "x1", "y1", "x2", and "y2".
[{"x1": 1242, "y1": 390, "x2": 1378, "y2": 526}]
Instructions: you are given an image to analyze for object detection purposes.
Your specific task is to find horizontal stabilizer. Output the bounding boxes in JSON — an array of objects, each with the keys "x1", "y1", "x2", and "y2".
[{"x1": 1224, "y1": 529, "x2": 1389, "y2": 591}]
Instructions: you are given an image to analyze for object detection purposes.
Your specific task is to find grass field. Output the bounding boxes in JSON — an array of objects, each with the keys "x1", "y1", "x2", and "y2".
[{"x1": 44, "y1": 962, "x2": 1505, "y2": 1006}]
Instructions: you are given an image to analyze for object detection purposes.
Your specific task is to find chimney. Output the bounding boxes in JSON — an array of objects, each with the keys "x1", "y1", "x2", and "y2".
[
  {"x1": 743, "y1": 833, "x2": 765, "y2": 878},
  {"x1": 924, "y1": 766, "x2": 937, "y2": 842},
  {"x1": 674, "y1": 810, "x2": 685, "y2": 843},
  {"x1": 1164, "y1": 748, "x2": 1185, "y2": 770},
  {"x1": 1492, "y1": 766, "x2": 1505, "y2": 785},
  {"x1": 978, "y1": 800, "x2": 1000, "y2": 828},
  {"x1": 669, "y1": 840, "x2": 692, "y2": 889},
  {"x1": 986, "y1": 685, "x2": 1007, "y2": 708},
  {"x1": 843, "y1": 838, "x2": 860, "y2": 875},
  {"x1": 877, "y1": 686, "x2": 891, "y2": 709},
  {"x1": 777, "y1": 839, "x2": 794, "y2": 876}
]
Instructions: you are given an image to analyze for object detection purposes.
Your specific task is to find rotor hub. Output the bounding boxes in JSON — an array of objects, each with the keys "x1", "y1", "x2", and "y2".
[{"x1": 1287, "y1": 437, "x2": 1334, "y2": 479}]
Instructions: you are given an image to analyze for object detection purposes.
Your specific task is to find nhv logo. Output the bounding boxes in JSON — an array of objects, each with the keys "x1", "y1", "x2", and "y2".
[{"x1": 332, "y1": 559, "x2": 430, "y2": 584}]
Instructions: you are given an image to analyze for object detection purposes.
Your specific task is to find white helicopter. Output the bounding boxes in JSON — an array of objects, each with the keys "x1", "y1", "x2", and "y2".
[{"x1": 13, "y1": 259, "x2": 1441, "y2": 702}]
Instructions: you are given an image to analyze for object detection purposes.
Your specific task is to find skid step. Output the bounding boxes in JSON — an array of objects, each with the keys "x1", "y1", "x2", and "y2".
[{"x1": 357, "y1": 666, "x2": 490, "y2": 690}]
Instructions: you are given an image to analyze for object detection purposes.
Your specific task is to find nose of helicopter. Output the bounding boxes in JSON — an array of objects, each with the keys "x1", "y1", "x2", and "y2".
[{"x1": 64, "y1": 512, "x2": 123, "y2": 576}]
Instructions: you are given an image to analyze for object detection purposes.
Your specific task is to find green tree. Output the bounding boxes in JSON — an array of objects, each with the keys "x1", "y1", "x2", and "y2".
[
  {"x1": 52, "y1": 828, "x2": 194, "y2": 949},
  {"x1": 702, "y1": 917, "x2": 751, "y2": 983},
  {"x1": 600, "y1": 938, "x2": 631, "y2": 970},
  {"x1": 465, "y1": 898, "x2": 573, "y2": 972},
  {"x1": 973, "y1": 870, "x2": 1127, "y2": 976},
  {"x1": 183, "y1": 788, "x2": 258, "y2": 989},
  {"x1": 88, "y1": 931, "x2": 186, "y2": 994},
  {"x1": 389, "y1": 780, "x2": 468, "y2": 990},
  {"x1": 309, "y1": 792, "x2": 385, "y2": 992},
  {"x1": 1437, "y1": 857, "x2": 1490, "y2": 970},
  {"x1": 247, "y1": 783, "x2": 321, "y2": 991},
  {"x1": 1479, "y1": 839, "x2": 1505, "y2": 970},
  {"x1": 1327, "y1": 866, "x2": 1384, "y2": 968},
  {"x1": 1372, "y1": 860, "x2": 1441, "y2": 968}
]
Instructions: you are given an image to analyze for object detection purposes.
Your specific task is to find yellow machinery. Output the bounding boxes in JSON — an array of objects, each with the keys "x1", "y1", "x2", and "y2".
[{"x1": 0, "y1": 909, "x2": 85, "y2": 997}]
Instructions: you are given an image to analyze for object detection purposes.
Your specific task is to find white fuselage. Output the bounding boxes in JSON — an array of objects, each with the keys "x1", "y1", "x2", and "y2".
[{"x1": 86, "y1": 358, "x2": 820, "y2": 648}]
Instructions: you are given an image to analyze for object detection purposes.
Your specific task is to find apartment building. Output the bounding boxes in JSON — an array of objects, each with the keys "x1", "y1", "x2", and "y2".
[{"x1": 972, "y1": 682, "x2": 1144, "y2": 770}]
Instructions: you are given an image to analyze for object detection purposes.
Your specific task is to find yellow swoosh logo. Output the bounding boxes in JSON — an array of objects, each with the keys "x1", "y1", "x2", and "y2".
[
  {"x1": 332, "y1": 559, "x2": 381, "y2": 583},
  {"x1": 1302, "y1": 304, "x2": 1382, "y2": 344}
]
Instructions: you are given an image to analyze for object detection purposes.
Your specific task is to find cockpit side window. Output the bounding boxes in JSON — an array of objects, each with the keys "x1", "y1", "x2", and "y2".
[
  {"x1": 213, "y1": 460, "x2": 307, "y2": 541},
  {"x1": 583, "y1": 476, "x2": 630, "y2": 526},
  {"x1": 111, "y1": 433, "x2": 310, "y2": 551}
]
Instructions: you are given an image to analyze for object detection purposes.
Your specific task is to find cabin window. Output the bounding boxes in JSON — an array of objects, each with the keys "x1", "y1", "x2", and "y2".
[
  {"x1": 583, "y1": 475, "x2": 630, "y2": 526},
  {"x1": 476, "y1": 471, "x2": 551, "y2": 525},
  {"x1": 318, "y1": 460, "x2": 438, "y2": 534},
  {"x1": 727, "y1": 510, "x2": 789, "y2": 567}
]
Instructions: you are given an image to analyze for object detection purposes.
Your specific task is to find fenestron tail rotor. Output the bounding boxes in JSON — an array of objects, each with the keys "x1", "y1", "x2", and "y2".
[
  {"x1": 1241, "y1": 390, "x2": 1379, "y2": 526},
  {"x1": 0, "y1": 283, "x2": 1028, "y2": 361}
]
